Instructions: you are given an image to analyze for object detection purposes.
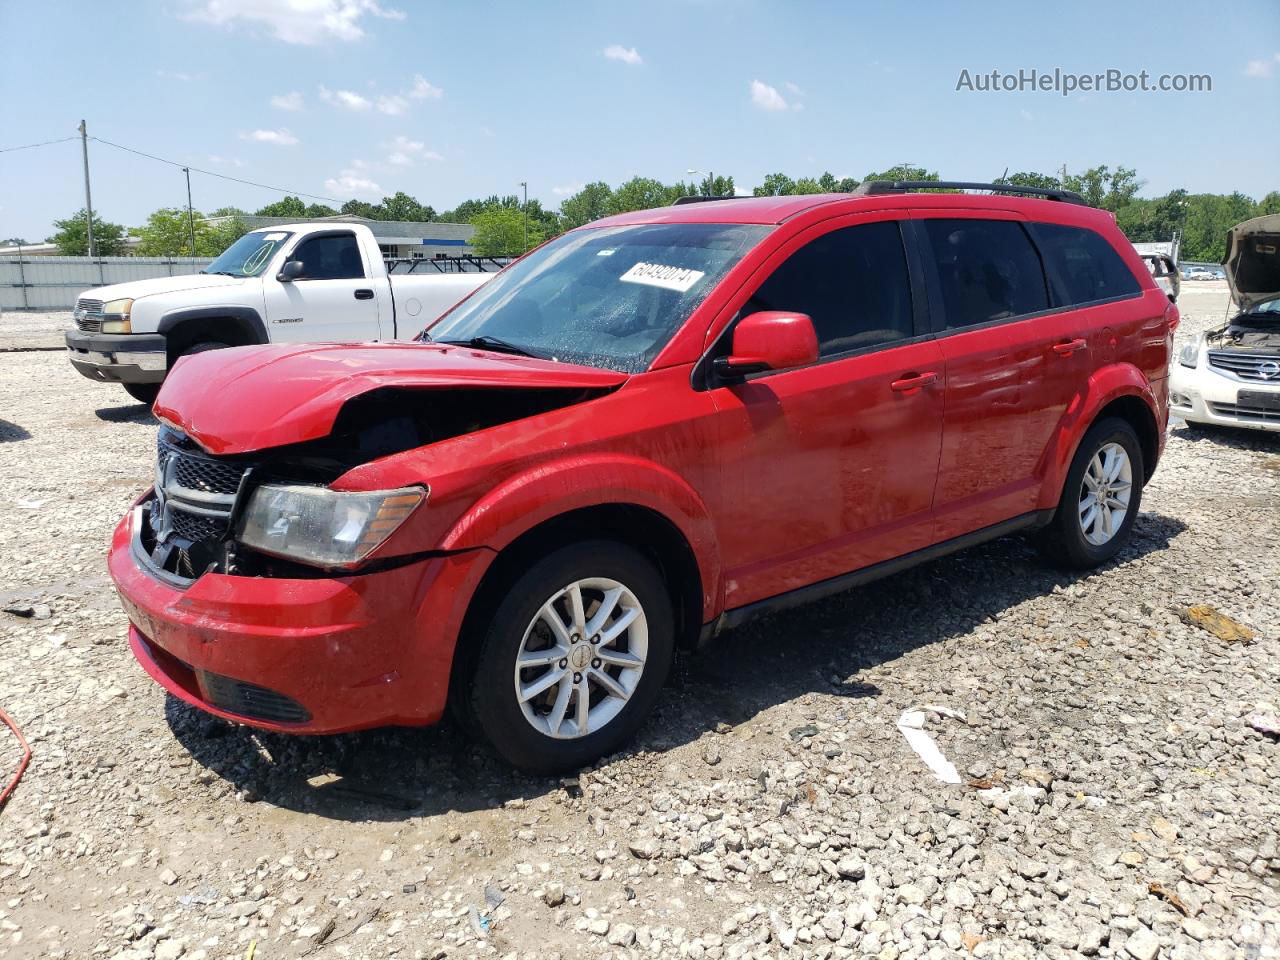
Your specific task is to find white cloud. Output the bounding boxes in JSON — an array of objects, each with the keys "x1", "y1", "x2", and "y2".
[
  {"x1": 184, "y1": 0, "x2": 405, "y2": 46},
  {"x1": 603, "y1": 44, "x2": 643, "y2": 66},
  {"x1": 325, "y1": 166, "x2": 383, "y2": 198},
  {"x1": 750, "y1": 79, "x2": 790, "y2": 112},
  {"x1": 158, "y1": 69, "x2": 195, "y2": 82},
  {"x1": 385, "y1": 136, "x2": 442, "y2": 165},
  {"x1": 553, "y1": 183, "x2": 585, "y2": 196},
  {"x1": 239, "y1": 128, "x2": 298, "y2": 146},
  {"x1": 1244, "y1": 52, "x2": 1279, "y2": 78},
  {"x1": 784, "y1": 81, "x2": 803, "y2": 95},
  {"x1": 408, "y1": 74, "x2": 443, "y2": 99},
  {"x1": 319, "y1": 86, "x2": 371, "y2": 111},
  {"x1": 376, "y1": 94, "x2": 408, "y2": 115},
  {"x1": 207, "y1": 154, "x2": 245, "y2": 167},
  {"x1": 271, "y1": 90, "x2": 304, "y2": 110}
]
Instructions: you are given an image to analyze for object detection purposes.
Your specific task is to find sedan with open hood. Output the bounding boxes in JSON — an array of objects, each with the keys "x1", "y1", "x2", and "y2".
[{"x1": 1171, "y1": 213, "x2": 1280, "y2": 432}]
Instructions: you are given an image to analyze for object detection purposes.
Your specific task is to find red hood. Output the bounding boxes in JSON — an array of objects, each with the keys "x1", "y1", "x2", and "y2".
[{"x1": 153, "y1": 342, "x2": 628, "y2": 455}]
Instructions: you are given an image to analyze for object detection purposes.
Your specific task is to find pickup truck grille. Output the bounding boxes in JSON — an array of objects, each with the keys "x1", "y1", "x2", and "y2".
[
  {"x1": 74, "y1": 298, "x2": 104, "y2": 333},
  {"x1": 1207, "y1": 350, "x2": 1280, "y2": 382}
]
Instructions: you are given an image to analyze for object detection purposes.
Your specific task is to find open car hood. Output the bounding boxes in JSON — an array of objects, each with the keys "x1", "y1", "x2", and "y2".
[
  {"x1": 153, "y1": 342, "x2": 628, "y2": 455},
  {"x1": 1224, "y1": 213, "x2": 1280, "y2": 311}
]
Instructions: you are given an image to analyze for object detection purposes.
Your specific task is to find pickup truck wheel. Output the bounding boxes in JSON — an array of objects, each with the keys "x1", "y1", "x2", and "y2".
[
  {"x1": 183, "y1": 340, "x2": 231, "y2": 356},
  {"x1": 122, "y1": 383, "x2": 160, "y2": 405},
  {"x1": 1039, "y1": 417, "x2": 1144, "y2": 569},
  {"x1": 467, "y1": 540, "x2": 674, "y2": 774}
]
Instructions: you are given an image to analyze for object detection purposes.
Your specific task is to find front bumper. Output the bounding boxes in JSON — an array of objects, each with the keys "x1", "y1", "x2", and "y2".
[
  {"x1": 1170, "y1": 364, "x2": 1280, "y2": 433},
  {"x1": 109, "y1": 504, "x2": 490, "y2": 734},
  {"x1": 66, "y1": 331, "x2": 167, "y2": 384}
]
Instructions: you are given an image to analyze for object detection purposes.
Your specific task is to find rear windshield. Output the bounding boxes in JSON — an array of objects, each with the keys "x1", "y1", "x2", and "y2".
[{"x1": 427, "y1": 222, "x2": 770, "y2": 372}]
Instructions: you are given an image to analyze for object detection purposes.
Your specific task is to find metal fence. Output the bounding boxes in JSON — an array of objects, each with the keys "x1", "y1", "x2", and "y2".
[{"x1": 1, "y1": 256, "x2": 213, "y2": 310}]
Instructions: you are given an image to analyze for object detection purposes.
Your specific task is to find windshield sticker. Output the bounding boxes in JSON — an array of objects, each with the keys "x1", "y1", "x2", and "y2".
[
  {"x1": 619, "y1": 261, "x2": 706, "y2": 293},
  {"x1": 241, "y1": 242, "x2": 277, "y2": 276},
  {"x1": 596, "y1": 249, "x2": 616, "y2": 256},
  {"x1": 262, "y1": 232, "x2": 287, "y2": 243}
]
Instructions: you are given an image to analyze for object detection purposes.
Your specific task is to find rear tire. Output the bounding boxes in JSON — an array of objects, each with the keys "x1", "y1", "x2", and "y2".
[
  {"x1": 1039, "y1": 417, "x2": 1144, "y2": 569},
  {"x1": 464, "y1": 540, "x2": 674, "y2": 775},
  {"x1": 122, "y1": 382, "x2": 160, "y2": 406}
]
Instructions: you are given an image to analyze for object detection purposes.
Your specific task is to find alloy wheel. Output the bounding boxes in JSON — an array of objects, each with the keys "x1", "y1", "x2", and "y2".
[
  {"x1": 513, "y1": 577, "x2": 648, "y2": 740},
  {"x1": 1078, "y1": 442, "x2": 1133, "y2": 546}
]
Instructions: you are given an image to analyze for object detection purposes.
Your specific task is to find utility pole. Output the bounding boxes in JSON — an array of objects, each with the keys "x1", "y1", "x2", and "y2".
[
  {"x1": 183, "y1": 167, "x2": 197, "y2": 257},
  {"x1": 79, "y1": 119, "x2": 95, "y2": 258},
  {"x1": 519, "y1": 181, "x2": 528, "y2": 253}
]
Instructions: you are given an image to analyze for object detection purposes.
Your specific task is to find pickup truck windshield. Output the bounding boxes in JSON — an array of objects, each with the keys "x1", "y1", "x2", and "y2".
[
  {"x1": 427, "y1": 222, "x2": 770, "y2": 372},
  {"x1": 203, "y1": 231, "x2": 292, "y2": 278}
]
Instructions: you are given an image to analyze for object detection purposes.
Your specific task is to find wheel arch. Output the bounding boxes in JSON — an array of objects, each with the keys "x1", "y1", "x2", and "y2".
[{"x1": 157, "y1": 306, "x2": 268, "y2": 364}]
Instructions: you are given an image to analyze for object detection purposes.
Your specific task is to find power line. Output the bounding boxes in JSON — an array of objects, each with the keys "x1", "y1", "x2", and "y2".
[
  {"x1": 0, "y1": 135, "x2": 78, "y2": 154},
  {"x1": 89, "y1": 135, "x2": 343, "y2": 205}
]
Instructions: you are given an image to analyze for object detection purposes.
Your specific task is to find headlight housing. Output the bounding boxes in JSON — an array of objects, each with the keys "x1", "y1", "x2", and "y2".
[
  {"x1": 101, "y1": 297, "x2": 134, "y2": 334},
  {"x1": 238, "y1": 484, "x2": 426, "y2": 568},
  {"x1": 1178, "y1": 340, "x2": 1200, "y2": 369}
]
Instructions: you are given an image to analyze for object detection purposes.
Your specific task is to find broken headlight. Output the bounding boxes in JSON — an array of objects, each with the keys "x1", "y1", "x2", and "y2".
[
  {"x1": 238, "y1": 484, "x2": 426, "y2": 568},
  {"x1": 1178, "y1": 340, "x2": 1200, "y2": 368}
]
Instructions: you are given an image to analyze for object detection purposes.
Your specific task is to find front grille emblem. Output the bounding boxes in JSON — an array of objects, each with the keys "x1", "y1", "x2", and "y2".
[{"x1": 1260, "y1": 360, "x2": 1280, "y2": 380}]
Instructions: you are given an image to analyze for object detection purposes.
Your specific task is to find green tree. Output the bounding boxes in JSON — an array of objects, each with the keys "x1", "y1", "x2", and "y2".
[
  {"x1": 134, "y1": 207, "x2": 214, "y2": 256},
  {"x1": 48, "y1": 209, "x2": 127, "y2": 256},
  {"x1": 380, "y1": 191, "x2": 437, "y2": 222},
  {"x1": 609, "y1": 177, "x2": 681, "y2": 213},
  {"x1": 996, "y1": 171, "x2": 1062, "y2": 190},
  {"x1": 862, "y1": 165, "x2": 939, "y2": 183},
  {"x1": 470, "y1": 206, "x2": 544, "y2": 256},
  {"x1": 560, "y1": 182, "x2": 614, "y2": 228},
  {"x1": 695, "y1": 173, "x2": 736, "y2": 197},
  {"x1": 753, "y1": 172, "x2": 796, "y2": 197},
  {"x1": 303, "y1": 203, "x2": 337, "y2": 217},
  {"x1": 1060, "y1": 166, "x2": 1143, "y2": 212},
  {"x1": 254, "y1": 196, "x2": 308, "y2": 217},
  {"x1": 1258, "y1": 191, "x2": 1280, "y2": 217},
  {"x1": 339, "y1": 199, "x2": 385, "y2": 219}
]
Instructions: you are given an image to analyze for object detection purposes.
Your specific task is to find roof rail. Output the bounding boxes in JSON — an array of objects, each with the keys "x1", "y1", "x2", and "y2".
[
  {"x1": 853, "y1": 180, "x2": 1087, "y2": 205},
  {"x1": 671, "y1": 194, "x2": 741, "y2": 206}
]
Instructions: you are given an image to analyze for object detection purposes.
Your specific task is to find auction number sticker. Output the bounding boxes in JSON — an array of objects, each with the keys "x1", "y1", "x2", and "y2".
[{"x1": 619, "y1": 261, "x2": 706, "y2": 293}]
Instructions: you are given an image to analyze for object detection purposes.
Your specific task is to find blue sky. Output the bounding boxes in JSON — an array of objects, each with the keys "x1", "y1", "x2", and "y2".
[{"x1": 2, "y1": 0, "x2": 1277, "y2": 240}]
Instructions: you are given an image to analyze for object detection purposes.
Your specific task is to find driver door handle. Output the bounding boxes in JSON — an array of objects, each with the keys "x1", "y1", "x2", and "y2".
[
  {"x1": 890, "y1": 371, "x2": 939, "y2": 392},
  {"x1": 1052, "y1": 337, "x2": 1086, "y2": 356},
  {"x1": 354, "y1": 288, "x2": 374, "y2": 300}
]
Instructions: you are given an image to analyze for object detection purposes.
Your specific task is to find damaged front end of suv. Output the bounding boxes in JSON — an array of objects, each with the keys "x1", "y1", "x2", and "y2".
[{"x1": 1171, "y1": 214, "x2": 1280, "y2": 430}]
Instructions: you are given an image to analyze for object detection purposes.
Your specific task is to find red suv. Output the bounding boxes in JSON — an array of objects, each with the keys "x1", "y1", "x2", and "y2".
[{"x1": 110, "y1": 181, "x2": 1174, "y2": 773}]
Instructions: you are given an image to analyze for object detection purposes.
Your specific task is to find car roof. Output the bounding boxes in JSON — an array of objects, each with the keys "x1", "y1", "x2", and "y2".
[{"x1": 591, "y1": 192, "x2": 1111, "y2": 228}]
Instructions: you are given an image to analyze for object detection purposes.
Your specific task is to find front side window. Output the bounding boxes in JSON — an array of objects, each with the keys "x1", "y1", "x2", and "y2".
[
  {"x1": 747, "y1": 220, "x2": 914, "y2": 357},
  {"x1": 203, "y1": 231, "x2": 291, "y2": 278},
  {"x1": 1031, "y1": 223, "x2": 1142, "y2": 306},
  {"x1": 428, "y1": 223, "x2": 770, "y2": 372},
  {"x1": 290, "y1": 233, "x2": 365, "y2": 280},
  {"x1": 923, "y1": 219, "x2": 1049, "y2": 328}
]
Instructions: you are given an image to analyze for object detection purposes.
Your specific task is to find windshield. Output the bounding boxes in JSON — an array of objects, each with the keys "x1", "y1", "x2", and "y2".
[
  {"x1": 426, "y1": 222, "x2": 770, "y2": 372},
  {"x1": 203, "y1": 231, "x2": 291, "y2": 277},
  {"x1": 1246, "y1": 297, "x2": 1280, "y2": 317}
]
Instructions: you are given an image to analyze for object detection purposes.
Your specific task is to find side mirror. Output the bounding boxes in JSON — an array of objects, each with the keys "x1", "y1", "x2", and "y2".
[
  {"x1": 713, "y1": 311, "x2": 819, "y2": 379},
  {"x1": 276, "y1": 259, "x2": 304, "y2": 282}
]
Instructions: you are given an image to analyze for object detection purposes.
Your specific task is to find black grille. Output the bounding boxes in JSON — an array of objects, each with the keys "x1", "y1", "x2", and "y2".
[
  {"x1": 170, "y1": 509, "x2": 228, "y2": 543},
  {"x1": 1208, "y1": 402, "x2": 1280, "y2": 424},
  {"x1": 198, "y1": 670, "x2": 311, "y2": 724},
  {"x1": 1207, "y1": 351, "x2": 1280, "y2": 383},
  {"x1": 173, "y1": 456, "x2": 246, "y2": 496}
]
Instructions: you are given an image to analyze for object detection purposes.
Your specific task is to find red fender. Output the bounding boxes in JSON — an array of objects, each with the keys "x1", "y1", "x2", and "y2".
[
  {"x1": 439, "y1": 453, "x2": 722, "y2": 621},
  {"x1": 1036, "y1": 362, "x2": 1160, "y2": 512}
]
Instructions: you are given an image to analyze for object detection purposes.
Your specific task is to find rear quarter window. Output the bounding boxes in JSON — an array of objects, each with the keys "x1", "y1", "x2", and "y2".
[{"x1": 1030, "y1": 223, "x2": 1142, "y2": 307}]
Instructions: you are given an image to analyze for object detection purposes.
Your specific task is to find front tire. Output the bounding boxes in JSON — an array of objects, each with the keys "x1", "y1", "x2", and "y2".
[
  {"x1": 122, "y1": 382, "x2": 160, "y2": 405},
  {"x1": 465, "y1": 540, "x2": 674, "y2": 775},
  {"x1": 1039, "y1": 417, "x2": 1144, "y2": 569}
]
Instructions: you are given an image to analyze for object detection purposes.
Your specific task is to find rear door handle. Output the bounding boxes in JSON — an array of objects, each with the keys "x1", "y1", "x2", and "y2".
[
  {"x1": 354, "y1": 288, "x2": 374, "y2": 300},
  {"x1": 890, "y1": 371, "x2": 939, "y2": 392},
  {"x1": 1051, "y1": 337, "x2": 1087, "y2": 356}
]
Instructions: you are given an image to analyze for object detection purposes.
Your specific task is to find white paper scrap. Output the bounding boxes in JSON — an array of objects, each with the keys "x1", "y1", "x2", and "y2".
[{"x1": 896, "y1": 705, "x2": 966, "y2": 784}]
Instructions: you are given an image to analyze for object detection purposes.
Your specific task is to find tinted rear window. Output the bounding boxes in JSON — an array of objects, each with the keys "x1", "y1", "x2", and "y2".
[
  {"x1": 1031, "y1": 223, "x2": 1142, "y2": 306},
  {"x1": 922, "y1": 219, "x2": 1049, "y2": 328}
]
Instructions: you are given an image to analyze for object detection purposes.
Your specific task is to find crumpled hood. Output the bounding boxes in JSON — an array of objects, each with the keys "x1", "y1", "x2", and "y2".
[
  {"x1": 1224, "y1": 213, "x2": 1280, "y2": 311},
  {"x1": 153, "y1": 342, "x2": 628, "y2": 455}
]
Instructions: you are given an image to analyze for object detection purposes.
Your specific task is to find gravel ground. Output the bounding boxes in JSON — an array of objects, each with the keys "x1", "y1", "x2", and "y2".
[{"x1": 0, "y1": 287, "x2": 1277, "y2": 960}]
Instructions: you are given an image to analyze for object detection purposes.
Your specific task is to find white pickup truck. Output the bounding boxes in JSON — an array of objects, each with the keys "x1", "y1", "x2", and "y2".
[{"x1": 65, "y1": 221, "x2": 494, "y2": 404}]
